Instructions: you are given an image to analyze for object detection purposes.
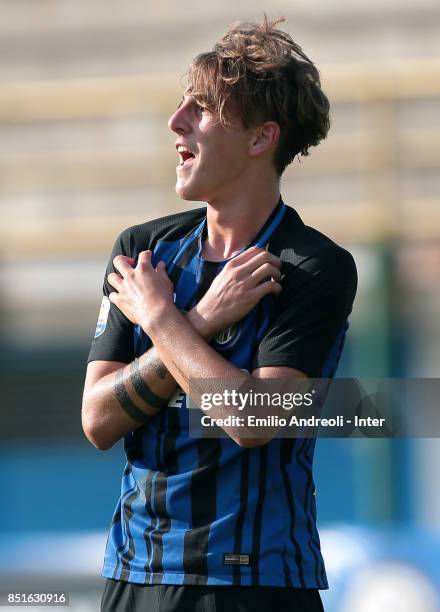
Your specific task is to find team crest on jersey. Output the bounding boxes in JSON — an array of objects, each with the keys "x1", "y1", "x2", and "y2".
[
  {"x1": 214, "y1": 324, "x2": 240, "y2": 348},
  {"x1": 94, "y1": 296, "x2": 110, "y2": 338}
]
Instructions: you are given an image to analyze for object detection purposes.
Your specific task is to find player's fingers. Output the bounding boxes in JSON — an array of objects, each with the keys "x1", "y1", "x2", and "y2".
[
  {"x1": 251, "y1": 279, "x2": 282, "y2": 302},
  {"x1": 108, "y1": 291, "x2": 120, "y2": 306},
  {"x1": 156, "y1": 260, "x2": 168, "y2": 276},
  {"x1": 229, "y1": 245, "x2": 264, "y2": 266},
  {"x1": 251, "y1": 263, "x2": 282, "y2": 285},
  {"x1": 113, "y1": 255, "x2": 135, "y2": 275},
  {"x1": 237, "y1": 250, "x2": 281, "y2": 276},
  {"x1": 138, "y1": 250, "x2": 153, "y2": 265},
  {"x1": 135, "y1": 251, "x2": 155, "y2": 276},
  {"x1": 107, "y1": 272, "x2": 124, "y2": 290}
]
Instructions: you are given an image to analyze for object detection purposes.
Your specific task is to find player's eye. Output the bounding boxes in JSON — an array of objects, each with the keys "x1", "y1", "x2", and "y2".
[
  {"x1": 194, "y1": 101, "x2": 205, "y2": 115},
  {"x1": 176, "y1": 95, "x2": 187, "y2": 111}
]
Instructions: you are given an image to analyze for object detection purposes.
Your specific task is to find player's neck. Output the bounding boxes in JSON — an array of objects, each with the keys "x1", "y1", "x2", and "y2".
[{"x1": 203, "y1": 184, "x2": 281, "y2": 261}]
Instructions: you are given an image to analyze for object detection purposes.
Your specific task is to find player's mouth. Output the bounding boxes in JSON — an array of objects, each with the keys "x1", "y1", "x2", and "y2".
[{"x1": 176, "y1": 144, "x2": 196, "y2": 170}]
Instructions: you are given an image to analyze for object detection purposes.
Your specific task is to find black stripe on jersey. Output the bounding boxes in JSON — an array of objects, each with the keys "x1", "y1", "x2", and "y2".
[
  {"x1": 195, "y1": 262, "x2": 221, "y2": 303},
  {"x1": 125, "y1": 429, "x2": 146, "y2": 465},
  {"x1": 280, "y1": 439, "x2": 306, "y2": 588},
  {"x1": 150, "y1": 471, "x2": 170, "y2": 584},
  {"x1": 232, "y1": 449, "x2": 250, "y2": 586},
  {"x1": 282, "y1": 546, "x2": 293, "y2": 587},
  {"x1": 251, "y1": 445, "x2": 268, "y2": 586},
  {"x1": 142, "y1": 469, "x2": 155, "y2": 582},
  {"x1": 148, "y1": 408, "x2": 178, "y2": 583},
  {"x1": 111, "y1": 509, "x2": 121, "y2": 526},
  {"x1": 183, "y1": 439, "x2": 222, "y2": 583},
  {"x1": 155, "y1": 410, "x2": 167, "y2": 472},
  {"x1": 161, "y1": 406, "x2": 180, "y2": 474},
  {"x1": 297, "y1": 438, "x2": 321, "y2": 587},
  {"x1": 143, "y1": 470, "x2": 157, "y2": 580},
  {"x1": 119, "y1": 487, "x2": 140, "y2": 581},
  {"x1": 142, "y1": 410, "x2": 171, "y2": 581}
]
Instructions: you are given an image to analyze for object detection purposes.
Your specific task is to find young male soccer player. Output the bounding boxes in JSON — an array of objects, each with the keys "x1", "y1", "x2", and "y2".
[{"x1": 82, "y1": 16, "x2": 357, "y2": 612}]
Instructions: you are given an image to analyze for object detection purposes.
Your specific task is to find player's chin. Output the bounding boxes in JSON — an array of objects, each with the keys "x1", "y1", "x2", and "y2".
[
  {"x1": 175, "y1": 188, "x2": 192, "y2": 201},
  {"x1": 175, "y1": 181, "x2": 203, "y2": 202}
]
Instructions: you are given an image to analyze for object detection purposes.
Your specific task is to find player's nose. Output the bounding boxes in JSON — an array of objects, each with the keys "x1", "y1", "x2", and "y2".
[{"x1": 168, "y1": 102, "x2": 190, "y2": 134}]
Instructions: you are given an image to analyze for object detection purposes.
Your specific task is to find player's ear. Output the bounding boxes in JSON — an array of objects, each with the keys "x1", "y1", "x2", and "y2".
[{"x1": 248, "y1": 121, "x2": 280, "y2": 158}]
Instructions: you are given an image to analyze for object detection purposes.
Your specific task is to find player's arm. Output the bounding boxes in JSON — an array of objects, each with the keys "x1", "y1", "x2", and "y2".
[
  {"x1": 82, "y1": 246, "x2": 282, "y2": 450},
  {"x1": 82, "y1": 226, "x2": 213, "y2": 451},
  {"x1": 82, "y1": 308, "x2": 214, "y2": 451}
]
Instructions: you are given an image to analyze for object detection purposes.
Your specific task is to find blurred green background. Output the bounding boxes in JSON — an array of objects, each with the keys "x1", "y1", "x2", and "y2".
[{"x1": 0, "y1": 1, "x2": 439, "y2": 610}]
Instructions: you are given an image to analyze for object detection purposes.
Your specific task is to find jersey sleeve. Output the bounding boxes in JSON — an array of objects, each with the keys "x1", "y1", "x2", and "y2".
[
  {"x1": 251, "y1": 246, "x2": 358, "y2": 377},
  {"x1": 87, "y1": 228, "x2": 136, "y2": 364}
]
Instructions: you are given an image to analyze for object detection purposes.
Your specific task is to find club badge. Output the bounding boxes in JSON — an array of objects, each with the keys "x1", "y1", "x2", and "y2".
[{"x1": 214, "y1": 323, "x2": 240, "y2": 349}]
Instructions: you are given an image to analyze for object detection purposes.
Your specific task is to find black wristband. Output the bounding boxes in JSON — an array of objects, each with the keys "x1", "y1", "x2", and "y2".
[
  {"x1": 114, "y1": 368, "x2": 153, "y2": 424},
  {"x1": 130, "y1": 359, "x2": 168, "y2": 409}
]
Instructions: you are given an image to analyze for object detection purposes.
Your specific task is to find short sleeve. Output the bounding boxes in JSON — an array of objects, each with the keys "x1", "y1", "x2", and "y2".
[
  {"x1": 252, "y1": 246, "x2": 357, "y2": 377},
  {"x1": 87, "y1": 229, "x2": 136, "y2": 364}
]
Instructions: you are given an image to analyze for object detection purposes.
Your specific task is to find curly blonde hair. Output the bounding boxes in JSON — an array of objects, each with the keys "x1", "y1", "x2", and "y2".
[{"x1": 186, "y1": 15, "x2": 330, "y2": 175}]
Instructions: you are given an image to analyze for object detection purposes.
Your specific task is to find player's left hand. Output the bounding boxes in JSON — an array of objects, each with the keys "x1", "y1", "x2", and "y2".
[{"x1": 108, "y1": 250, "x2": 174, "y2": 329}]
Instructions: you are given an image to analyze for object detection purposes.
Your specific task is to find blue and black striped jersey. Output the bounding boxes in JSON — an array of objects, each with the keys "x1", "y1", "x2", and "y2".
[{"x1": 88, "y1": 198, "x2": 357, "y2": 588}]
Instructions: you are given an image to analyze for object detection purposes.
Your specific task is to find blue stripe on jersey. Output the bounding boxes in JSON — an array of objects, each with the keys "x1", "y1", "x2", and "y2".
[
  {"x1": 104, "y1": 466, "x2": 138, "y2": 580},
  {"x1": 205, "y1": 440, "x2": 242, "y2": 584},
  {"x1": 254, "y1": 200, "x2": 286, "y2": 247},
  {"x1": 123, "y1": 473, "x2": 151, "y2": 582},
  {"x1": 103, "y1": 506, "x2": 122, "y2": 574},
  {"x1": 231, "y1": 445, "x2": 264, "y2": 586},
  {"x1": 152, "y1": 471, "x2": 172, "y2": 584},
  {"x1": 152, "y1": 238, "x2": 185, "y2": 268},
  {"x1": 254, "y1": 440, "x2": 288, "y2": 586},
  {"x1": 133, "y1": 324, "x2": 143, "y2": 355},
  {"x1": 165, "y1": 221, "x2": 205, "y2": 277},
  {"x1": 173, "y1": 252, "x2": 201, "y2": 311}
]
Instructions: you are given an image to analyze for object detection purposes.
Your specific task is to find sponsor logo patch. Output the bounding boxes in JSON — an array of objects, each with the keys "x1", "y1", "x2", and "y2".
[
  {"x1": 223, "y1": 553, "x2": 251, "y2": 566},
  {"x1": 94, "y1": 296, "x2": 111, "y2": 338}
]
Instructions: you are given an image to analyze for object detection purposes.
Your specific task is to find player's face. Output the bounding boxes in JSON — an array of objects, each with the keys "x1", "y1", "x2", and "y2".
[{"x1": 168, "y1": 95, "x2": 252, "y2": 202}]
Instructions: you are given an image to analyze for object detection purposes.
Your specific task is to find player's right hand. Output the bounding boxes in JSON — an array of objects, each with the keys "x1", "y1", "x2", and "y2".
[{"x1": 193, "y1": 246, "x2": 282, "y2": 338}]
